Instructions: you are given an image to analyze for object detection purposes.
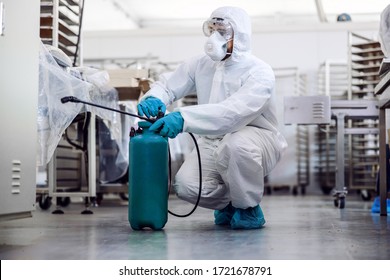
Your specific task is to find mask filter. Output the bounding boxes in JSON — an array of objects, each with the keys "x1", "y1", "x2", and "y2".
[{"x1": 204, "y1": 32, "x2": 229, "y2": 61}]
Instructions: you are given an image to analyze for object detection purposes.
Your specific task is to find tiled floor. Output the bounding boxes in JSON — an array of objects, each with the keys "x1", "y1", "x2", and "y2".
[{"x1": 0, "y1": 193, "x2": 389, "y2": 260}]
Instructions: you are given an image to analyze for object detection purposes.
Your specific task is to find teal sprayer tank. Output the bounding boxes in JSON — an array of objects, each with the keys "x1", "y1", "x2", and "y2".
[{"x1": 128, "y1": 121, "x2": 169, "y2": 230}]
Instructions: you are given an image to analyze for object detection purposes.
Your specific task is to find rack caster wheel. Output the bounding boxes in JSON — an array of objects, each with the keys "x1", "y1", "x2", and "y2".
[
  {"x1": 59, "y1": 197, "x2": 71, "y2": 207},
  {"x1": 334, "y1": 197, "x2": 345, "y2": 209},
  {"x1": 360, "y1": 190, "x2": 372, "y2": 201},
  {"x1": 39, "y1": 195, "x2": 52, "y2": 210},
  {"x1": 119, "y1": 192, "x2": 128, "y2": 201}
]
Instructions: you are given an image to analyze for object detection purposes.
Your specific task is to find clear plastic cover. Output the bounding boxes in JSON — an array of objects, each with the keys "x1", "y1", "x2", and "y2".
[
  {"x1": 37, "y1": 42, "x2": 126, "y2": 181},
  {"x1": 37, "y1": 42, "x2": 86, "y2": 166}
]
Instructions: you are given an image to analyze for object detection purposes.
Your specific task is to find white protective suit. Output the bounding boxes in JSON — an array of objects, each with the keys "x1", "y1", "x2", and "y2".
[
  {"x1": 142, "y1": 6, "x2": 287, "y2": 210},
  {"x1": 380, "y1": 4, "x2": 390, "y2": 57}
]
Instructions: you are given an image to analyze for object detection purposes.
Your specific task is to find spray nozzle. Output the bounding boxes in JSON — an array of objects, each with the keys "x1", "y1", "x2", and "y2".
[{"x1": 61, "y1": 96, "x2": 81, "y2": 104}]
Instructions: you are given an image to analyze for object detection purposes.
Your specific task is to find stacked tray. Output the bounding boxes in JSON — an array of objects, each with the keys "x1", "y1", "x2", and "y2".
[{"x1": 40, "y1": 0, "x2": 81, "y2": 62}]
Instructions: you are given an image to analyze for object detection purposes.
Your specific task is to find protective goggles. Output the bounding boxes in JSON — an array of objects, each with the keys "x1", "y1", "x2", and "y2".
[{"x1": 202, "y1": 18, "x2": 233, "y2": 40}]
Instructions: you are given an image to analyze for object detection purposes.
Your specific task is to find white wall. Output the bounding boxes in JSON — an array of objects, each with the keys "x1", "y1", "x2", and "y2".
[{"x1": 83, "y1": 22, "x2": 380, "y2": 95}]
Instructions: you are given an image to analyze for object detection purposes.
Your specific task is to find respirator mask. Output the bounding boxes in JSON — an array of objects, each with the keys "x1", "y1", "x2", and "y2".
[{"x1": 203, "y1": 18, "x2": 233, "y2": 61}]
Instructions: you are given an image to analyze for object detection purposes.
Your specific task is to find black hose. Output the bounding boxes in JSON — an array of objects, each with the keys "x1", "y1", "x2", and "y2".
[{"x1": 168, "y1": 132, "x2": 202, "y2": 218}]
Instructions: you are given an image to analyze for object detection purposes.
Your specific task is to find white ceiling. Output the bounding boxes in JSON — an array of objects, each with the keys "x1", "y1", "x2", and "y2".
[{"x1": 82, "y1": 0, "x2": 390, "y2": 31}]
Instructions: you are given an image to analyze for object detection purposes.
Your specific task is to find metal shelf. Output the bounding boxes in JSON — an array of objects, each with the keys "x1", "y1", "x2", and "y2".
[{"x1": 40, "y1": 0, "x2": 81, "y2": 61}]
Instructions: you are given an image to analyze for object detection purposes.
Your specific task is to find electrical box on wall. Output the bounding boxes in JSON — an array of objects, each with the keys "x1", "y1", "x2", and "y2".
[{"x1": 284, "y1": 95, "x2": 331, "y2": 125}]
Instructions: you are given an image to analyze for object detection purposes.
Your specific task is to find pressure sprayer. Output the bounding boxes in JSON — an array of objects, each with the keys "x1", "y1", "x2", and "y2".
[{"x1": 61, "y1": 96, "x2": 202, "y2": 230}]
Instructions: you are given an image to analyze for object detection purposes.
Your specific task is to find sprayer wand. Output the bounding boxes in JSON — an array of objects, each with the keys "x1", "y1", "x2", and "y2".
[{"x1": 60, "y1": 96, "x2": 155, "y2": 123}]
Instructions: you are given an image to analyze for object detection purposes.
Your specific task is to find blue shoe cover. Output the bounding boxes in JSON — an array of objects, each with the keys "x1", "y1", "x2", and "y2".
[
  {"x1": 230, "y1": 205, "x2": 266, "y2": 230},
  {"x1": 371, "y1": 196, "x2": 390, "y2": 213},
  {"x1": 214, "y1": 202, "x2": 236, "y2": 225}
]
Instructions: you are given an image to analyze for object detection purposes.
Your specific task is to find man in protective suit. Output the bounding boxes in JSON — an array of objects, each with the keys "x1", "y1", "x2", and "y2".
[{"x1": 137, "y1": 6, "x2": 287, "y2": 229}]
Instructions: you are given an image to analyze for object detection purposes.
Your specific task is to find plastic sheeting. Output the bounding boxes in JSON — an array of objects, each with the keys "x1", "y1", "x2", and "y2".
[
  {"x1": 37, "y1": 42, "x2": 128, "y2": 183},
  {"x1": 37, "y1": 42, "x2": 191, "y2": 184}
]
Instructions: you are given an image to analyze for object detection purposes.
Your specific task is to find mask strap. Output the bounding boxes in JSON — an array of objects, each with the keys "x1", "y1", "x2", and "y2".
[{"x1": 223, "y1": 38, "x2": 233, "y2": 60}]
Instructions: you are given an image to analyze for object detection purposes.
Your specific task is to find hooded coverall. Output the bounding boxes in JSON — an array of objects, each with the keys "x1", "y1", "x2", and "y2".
[{"x1": 140, "y1": 6, "x2": 287, "y2": 211}]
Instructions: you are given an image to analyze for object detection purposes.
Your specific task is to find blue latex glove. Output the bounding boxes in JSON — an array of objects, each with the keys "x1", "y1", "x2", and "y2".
[
  {"x1": 137, "y1": 97, "x2": 166, "y2": 118},
  {"x1": 149, "y1": 112, "x2": 184, "y2": 138}
]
